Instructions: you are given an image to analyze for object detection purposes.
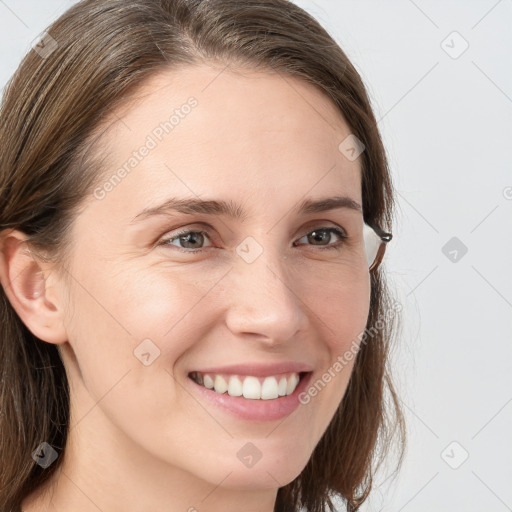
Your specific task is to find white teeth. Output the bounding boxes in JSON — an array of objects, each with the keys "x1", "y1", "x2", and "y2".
[
  {"x1": 190, "y1": 371, "x2": 302, "y2": 399},
  {"x1": 203, "y1": 374, "x2": 214, "y2": 389},
  {"x1": 228, "y1": 376, "x2": 243, "y2": 396},
  {"x1": 286, "y1": 373, "x2": 299, "y2": 395},
  {"x1": 261, "y1": 376, "x2": 279, "y2": 400},
  {"x1": 243, "y1": 376, "x2": 261, "y2": 399},
  {"x1": 278, "y1": 377, "x2": 287, "y2": 396},
  {"x1": 214, "y1": 375, "x2": 228, "y2": 394}
]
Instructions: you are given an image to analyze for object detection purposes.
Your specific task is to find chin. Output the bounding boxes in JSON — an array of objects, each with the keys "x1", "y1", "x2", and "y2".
[
  {"x1": 198, "y1": 449, "x2": 309, "y2": 491},
  {"x1": 217, "y1": 464, "x2": 304, "y2": 491}
]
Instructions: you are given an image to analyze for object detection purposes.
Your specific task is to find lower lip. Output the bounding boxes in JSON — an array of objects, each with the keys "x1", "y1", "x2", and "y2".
[{"x1": 188, "y1": 372, "x2": 313, "y2": 422}]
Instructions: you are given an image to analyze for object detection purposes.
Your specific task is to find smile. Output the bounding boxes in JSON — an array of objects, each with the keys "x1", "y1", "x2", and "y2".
[
  {"x1": 187, "y1": 370, "x2": 313, "y2": 422},
  {"x1": 188, "y1": 371, "x2": 303, "y2": 400}
]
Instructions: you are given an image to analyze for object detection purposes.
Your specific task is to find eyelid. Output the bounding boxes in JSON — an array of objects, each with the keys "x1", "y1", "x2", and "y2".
[
  {"x1": 157, "y1": 220, "x2": 348, "y2": 248},
  {"x1": 299, "y1": 219, "x2": 348, "y2": 236}
]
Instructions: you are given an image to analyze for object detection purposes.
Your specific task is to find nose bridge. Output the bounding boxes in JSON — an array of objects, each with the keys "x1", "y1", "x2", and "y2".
[{"x1": 224, "y1": 239, "x2": 306, "y2": 340}]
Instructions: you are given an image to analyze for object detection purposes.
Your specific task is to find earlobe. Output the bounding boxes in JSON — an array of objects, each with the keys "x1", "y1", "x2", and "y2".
[{"x1": 0, "y1": 229, "x2": 68, "y2": 345}]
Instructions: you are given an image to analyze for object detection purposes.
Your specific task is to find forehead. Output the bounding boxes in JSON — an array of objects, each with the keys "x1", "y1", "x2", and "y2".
[{"x1": 83, "y1": 64, "x2": 363, "y2": 226}]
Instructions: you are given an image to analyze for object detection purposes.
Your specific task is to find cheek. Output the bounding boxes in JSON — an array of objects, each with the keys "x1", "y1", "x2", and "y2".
[
  {"x1": 62, "y1": 265, "x2": 205, "y2": 447},
  {"x1": 307, "y1": 265, "x2": 371, "y2": 351},
  {"x1": 300, "y1": 268, "x2": 370, "y2": 418},
  {"x1": 63, "y1": 263, "x2": 204, "y2": 390}
]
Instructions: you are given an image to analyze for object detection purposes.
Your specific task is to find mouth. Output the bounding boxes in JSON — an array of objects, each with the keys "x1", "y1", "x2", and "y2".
[
  {"x1": 187, "y1": 369, "x2": 314, "y2": 422},
  {"x1": 188, "y1": 370, "x2": 310, "y2": 400}
]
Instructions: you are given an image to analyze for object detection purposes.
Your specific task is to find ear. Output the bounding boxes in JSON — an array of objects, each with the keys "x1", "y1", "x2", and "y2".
[{"x1": 0, "y1": 229, "x2": 68, "y2": 344}]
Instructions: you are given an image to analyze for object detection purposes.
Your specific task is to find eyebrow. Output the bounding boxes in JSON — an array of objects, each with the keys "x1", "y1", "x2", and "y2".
[{"x1": 129, "y1": 195, "x2": 362, "y2": 224}]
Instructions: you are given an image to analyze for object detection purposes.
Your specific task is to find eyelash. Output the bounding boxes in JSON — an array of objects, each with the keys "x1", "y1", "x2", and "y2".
[{"x1": 158, "y1": 225, "x2": 348, "y2": 254}]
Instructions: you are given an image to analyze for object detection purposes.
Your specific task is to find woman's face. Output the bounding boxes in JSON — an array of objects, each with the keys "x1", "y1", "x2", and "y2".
[{"x1": 53, "y1": 64, "x2": 370, "y2": 492}]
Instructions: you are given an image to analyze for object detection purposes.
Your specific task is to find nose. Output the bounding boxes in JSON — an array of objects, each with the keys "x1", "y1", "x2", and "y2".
[{"x1": 223, "y1": 246, "x2": 309, "y2": 347}]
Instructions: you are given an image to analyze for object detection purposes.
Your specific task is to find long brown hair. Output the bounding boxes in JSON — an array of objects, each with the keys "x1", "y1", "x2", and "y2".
[{"x1": 0, "y1": 1, "x2": 406, "y2": 510}]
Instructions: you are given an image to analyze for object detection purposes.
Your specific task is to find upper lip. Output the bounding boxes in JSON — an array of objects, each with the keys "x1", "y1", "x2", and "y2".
[{"x1": 189, "y1": 362, "x2": 314, "y2": 377}]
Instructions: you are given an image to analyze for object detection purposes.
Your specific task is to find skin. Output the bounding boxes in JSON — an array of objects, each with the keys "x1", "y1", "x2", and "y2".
[{"x1": 1, "y1": 63, "x2": 371, "y2": 512}]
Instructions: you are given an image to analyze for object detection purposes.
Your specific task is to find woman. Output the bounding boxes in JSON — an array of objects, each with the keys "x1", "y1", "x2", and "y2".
[{"x1": 0, "y1": 1, "x2": 406, "y2": 511}]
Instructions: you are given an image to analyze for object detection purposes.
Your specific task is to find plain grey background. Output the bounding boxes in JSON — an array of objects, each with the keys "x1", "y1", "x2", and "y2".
[{"x1": 1, "y1": 1, "x2": 511, "y2": 511}]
